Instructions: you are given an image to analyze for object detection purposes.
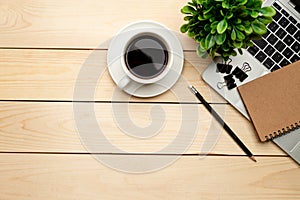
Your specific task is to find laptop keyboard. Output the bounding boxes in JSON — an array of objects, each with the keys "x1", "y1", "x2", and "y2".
[{"x1": 247, "y1": 2, "x2": 300, "y2": 72}]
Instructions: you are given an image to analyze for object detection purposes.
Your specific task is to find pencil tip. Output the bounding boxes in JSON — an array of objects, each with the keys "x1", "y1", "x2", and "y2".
[
  {"x1": 188, "y1": 85, "x2": 197, "y2": 95},
  {"x1": 250, "y1": 156, "x2": 257, "y2": 162}
]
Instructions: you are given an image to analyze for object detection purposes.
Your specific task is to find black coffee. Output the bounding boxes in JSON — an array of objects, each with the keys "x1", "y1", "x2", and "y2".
[{"x1": 125, "y1": 35, "x2": 169, "y2": 79}]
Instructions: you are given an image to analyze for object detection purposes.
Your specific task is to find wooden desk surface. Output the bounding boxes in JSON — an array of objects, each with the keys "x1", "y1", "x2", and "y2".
[{"x1": 0, "y1": 0, "x2": 299, "y2": 199}]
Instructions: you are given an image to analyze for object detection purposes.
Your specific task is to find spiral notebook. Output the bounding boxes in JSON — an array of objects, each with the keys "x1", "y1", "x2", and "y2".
[
  {"x1": 238, "y1": 61, "x2": 300, "y2": 164},
  {"x1": 238, "y1": 60, "x2": 300, "y2": 142}
]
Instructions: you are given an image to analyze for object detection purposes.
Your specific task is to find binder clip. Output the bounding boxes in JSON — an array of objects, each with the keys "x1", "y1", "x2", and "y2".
[
  {"x1": 216, "y1": 58, "x2": 233, "y2": 74},
  {"x1": 217, "y1": 74, "x2": 237, "y2": 90},
  {"x1": 232, "y1": 62, "x2": 252, "y2": 82}
]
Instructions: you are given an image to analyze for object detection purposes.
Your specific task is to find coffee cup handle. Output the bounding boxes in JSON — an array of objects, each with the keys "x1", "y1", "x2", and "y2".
[{"x1": 118, "y1": 76, "x2": 131, "y2": 89}]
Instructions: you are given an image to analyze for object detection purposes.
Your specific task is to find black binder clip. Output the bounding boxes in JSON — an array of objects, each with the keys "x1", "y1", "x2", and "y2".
[
  {"x1": 217, "y1": 74, "x2": 237, "y2": 90},
  {"x1": 232, "y1": 62, "x2": 252, "y2": 82},
  {"x1": 216, "y1": 58, "x2": 233, "y2": 74}
]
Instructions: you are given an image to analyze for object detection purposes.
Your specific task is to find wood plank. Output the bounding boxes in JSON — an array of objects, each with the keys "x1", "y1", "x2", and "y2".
[
  {"x1": 0, "y1": 102, "x2": 286, "y2": 155},
  {"x1": 0, "y1": 0, "x2": 197, "y2": 50},
  {"x1": 0, "y1": 154, "x2": 299, "y2": 200},
  {"x1": 0, "y1": 49, "x2": 225, "y2": 103}
]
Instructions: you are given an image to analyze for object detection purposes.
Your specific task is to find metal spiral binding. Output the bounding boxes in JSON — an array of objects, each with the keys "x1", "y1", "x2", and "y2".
[{"x1": 265, "y1": 121, "x2": 300, "y2": 141}]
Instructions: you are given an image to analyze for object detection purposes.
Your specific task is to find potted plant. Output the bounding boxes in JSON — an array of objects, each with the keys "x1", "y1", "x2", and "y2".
[{"x1": 180, "y1": 0, "x2": 276, "y2": 62}]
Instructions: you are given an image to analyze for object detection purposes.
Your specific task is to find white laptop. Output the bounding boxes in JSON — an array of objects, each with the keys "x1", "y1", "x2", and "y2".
[{"x1": 202, "y1": 0, "x2": 300, "y2": 164}]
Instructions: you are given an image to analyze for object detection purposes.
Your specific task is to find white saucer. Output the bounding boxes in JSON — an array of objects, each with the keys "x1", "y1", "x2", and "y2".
[{"x1": 107, "y1": 20, "x2": 184, "y2": 98}]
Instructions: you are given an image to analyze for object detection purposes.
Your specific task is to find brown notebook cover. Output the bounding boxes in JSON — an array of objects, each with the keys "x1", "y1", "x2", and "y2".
[{"x1": 238, "y1": 60, "x2": 300, "y2": 142}]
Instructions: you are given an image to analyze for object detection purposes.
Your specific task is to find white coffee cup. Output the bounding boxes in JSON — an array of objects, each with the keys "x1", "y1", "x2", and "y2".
[{"x1": 118, "y1": 31, "x2": 173, "y2": 89}]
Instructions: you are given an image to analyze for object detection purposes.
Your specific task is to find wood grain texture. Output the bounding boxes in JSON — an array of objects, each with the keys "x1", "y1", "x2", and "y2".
[
  {"x1": 0, "y1": 154, "x2": 299, "y2": 200},
  {"x1": 0, "y1": 0, "x2": 197, "y2": 50},
  {"x1": 0, "y1": 49, "x2": 225, "y2": 103},
  {"x1": 0, "y1": 102, "x2": 285, "y2": 155},
  {"x1": 1, "y1": 0, "x2": 298, "y2": 198}
]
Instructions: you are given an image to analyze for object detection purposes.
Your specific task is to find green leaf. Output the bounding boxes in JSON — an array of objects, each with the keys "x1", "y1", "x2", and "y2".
[
  {"x1": 203, "y1": 13, "x2": 213, "y2": 19},
  {"x1": 216, "y1": 33, "x2": 227, "y2": 45},
  {"x1": 184, "y1": 16, "x2": 192, "y2": 21},
  {"x1": 209, "y1": 17, "x2": 216, "y2": 23},
  {"x1": 246, "y1": 0, "x2": 255, "y2": 7},
  {"x1": 221, "y1": 44, "x2": 230, "y2": 52},
  {"x1": 197, "y1": 45, "x2": 208, "y2": 58},
  {"x1": 200, "y1": 38, "x2": 206, "y2": 49},
  {"x1": 258, "y1": 16, "x2": 273, "y2": 24},
  {"x1": 196, "y1": 0, "x2": 207, "y2": 4},
  {"x1": 231, "y1": 50, "x2": 238, "y2": 56},
  {"x1": 189, "y1": 20, "x2": 200, "y2": 27},
  {"x1": 236, "y1": 6, "x2": 246, "y2": 11},
  {"x1": 244, "y1": 25, "x2": 253, "y2": 35},
  {"x1": 181, "y1": 6, "x2": 196, "y2": 14},
  {"x1": 222, "y1": 1, "x2": 230, "y2": 9},
  {"x1": 204, "y1": 24, "x2": 211, "y2": 32},
  {"x1": 236, "y1": 25, "x2": 245, "y2": 31},
  {"x1": 250, "y1": 10, "x2": 259, "y2": 18},
  {"x1": 233, "y1": 41, "x2": 243, "y2": 48},
  {"x1": 241, "y1": 40, "x2": 248, "y2": 48},
  {"x1": 227, "y1": 24, "x2": 232, "y2": 31},
  {"x1": 203, "y1": 6, "x2": 213, "y2": 15},
  {"x1": 253, "y1": 0, "x2": 262, "y2": 9},
  {"x1": 217, "y1": 19, "x2": 228, "y2": 34},
  {"x1": 231, "y1": 29, "x2": 237, "y2": 40},
  {"x1": 233, "y1": 18, "x2": 242, "y2": 24},
  {"x1": 209, "y1": 48, "x2": 218, "y2": 58},
  {"x1": 223, "y1": 51, "x2": 232, "y2": 58},
  {"x1": 188, "y1": 31, "x2": 196, "y2": 37},
  {"x1": 205, "y1": 33, "x2": 216, "y2": 49},
  {"x1": 251, "y1": 20, "x2": 267, "y2": 35},
  {"x1": 237, "y1": 0, "x2": 248, "y2": 5},
  {"x1": 211, "y1": 29, "x2": 217, "y2": 34},
  {"x1": 260, "y1": 6, "x2": 276, "y2": 17},
  {"x1": 220, "y1": 10, "x2": 225, "y2": 16},
  {"x1": 236, "y1": 29, "x2": 245, "y2": 40},
  {"x1": 246, "y1": 40, "x2": 254, "y2": 46},
  {"x1": 195, "y1": 36, "x2": 202, "y2": 43},
  {"x1": 180, "y1": 24, "x2": 189, "y2": 33},
  {"x1": 240, "y1": 10, "x2": 249, "y2": 18},
  {"x1": 199, "y1": 30, "x2": 206, "y2": 37},
  {"x1": 198, "y1": 15, "x2": 206, "y2": 21},
  {"x1": 226, "y1": 12, "x2": 234, "y2": 19},
  {"x1": 210, "y1": 21, "x2": 219, "y2": 29},
  {"x1": 244, "y1": 21, "x2": 251, "y2": 26}
]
